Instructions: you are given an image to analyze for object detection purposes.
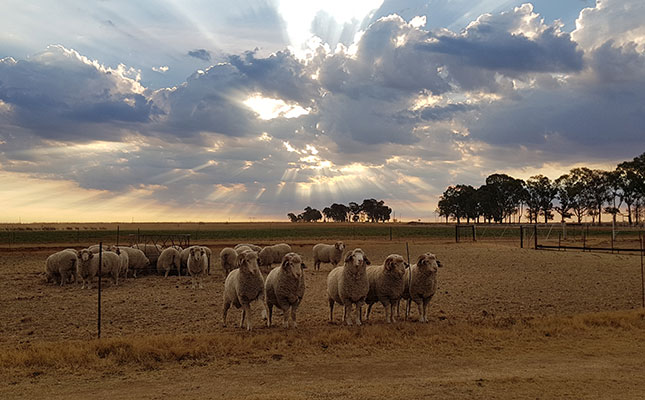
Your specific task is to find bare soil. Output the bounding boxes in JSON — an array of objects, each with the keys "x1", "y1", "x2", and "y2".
[{"x1": 1, "y1": 240, "x2": 644, "y2": 399}]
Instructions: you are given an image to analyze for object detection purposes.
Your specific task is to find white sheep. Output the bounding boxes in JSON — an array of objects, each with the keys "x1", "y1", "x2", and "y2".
[
  {"x1": 77, "y1": 248, "x2": 121, "y2": 289},
  {"x1": 365, "y1": 254, "x2": 408, "y2": 323},
  {"x1": 219, "y1": 247, "x2": 238, "y2": 276},
  {"x1": 265, "y1": 252, "x2": 306, "y2": 328},
  {"x1": 258, "y1": 243, "x2": 292, "y2": 272},
  {"x1": 114, "y1": 248, "x2": 129, "y2": 280},
  {"x1": 109, "y1": 246, "x2": 149, "y2": 278},
  {"x1": 401, "y1": 253, "x2": 442, "y2": 323},
  {"x1": 157, "y1": 247, "x2": 181, "y2": 278},
  {"x1": 235, "y1": 243, "x2": 262, "y2": 252},
  {"x1": 180, "y1": 246, "x2": 211, "y2": 275},
  {"x1": 312, "y1": 241, "x2": 345, "y2": 271},
  {"x1": 222, "y1": 250, "x2": 267, "y2": 330},
  {"x1": 187, "y1": 246, "x2": 208, "y2": 289},
  {"x1": 45, "y1": 249, "x2": 78, "y2": 286},
  {"x1": 131, "y1": 243, "x2": 163, "y2": 267},
  {"x1": 326, "y1": 248, "x2": 371, "y2": 326}
]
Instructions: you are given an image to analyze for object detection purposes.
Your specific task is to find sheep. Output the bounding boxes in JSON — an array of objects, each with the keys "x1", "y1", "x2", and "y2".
[
  {"x1": 258, "y1": 243, "x2": 292, "y2": 272},
  {"x1": 364, "y1": 254, "x2": 408, "y2": 323},
  {"x1": 235, "y1": 243, "x2": 262, "y2": 252},
  {"x1": 326, "y1": 248, "x2": 371, "y2": 326},
  {"x1": 234, "y1": 245, "x2": 252, "y2": 253},
  {"x1": 115, "y1": 248, "x2": 129, "y2": 280},
  {"x1": 219, "y1": 247, "x2": 238, "y2": 276},
  {"x1": 131, "y1": 243, "x2": 163, "y2": 267},
  {"x1": 180, "y1": 246, "x2": 211, "y2": 276},
  {"x1": 187, "y1": 246, "x2": 208, "y2": 289},
  {"x1": 109, "y1": 246, "x2": 149, "y2": 278},
  {"x1": 222, "y1": 250, "x2": 267, "y2": 330},
  {"x1": 265, "y1": 252, "x2": 306, "y2": 328},
  {"x1": 312, "y1": 241, "x2": 345, "y2": 271},
  {"x1": 77, "y1": 249, "x2": 121, "y2": 289},
  {"x1": 401, "y1": 253, "x2": 442, "y2": 323},
  {"x1": 88, "y1": 244, "x2": 103, "y2": 254},
  {"x1": 45, "y1": 249, "x2": 78, "y2": 286},
  {"x1": 157, "y1": 247, "x2": 181, "y2": 278}
]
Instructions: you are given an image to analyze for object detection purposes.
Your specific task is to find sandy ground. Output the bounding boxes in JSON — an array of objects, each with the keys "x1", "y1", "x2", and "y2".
[{"x1": 1, "y1": 240, "x2": 644, "y2": 399}]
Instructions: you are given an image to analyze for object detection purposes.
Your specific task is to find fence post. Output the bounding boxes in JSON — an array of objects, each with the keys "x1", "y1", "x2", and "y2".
[
  {"x1": 558, "y1": 233, "x2": 561, "y2": 250},
  {"x1": 389, "y1": 226, "x2": 392, "y2": 241},
  {"x1": 98, "y1": 242, "x2": 102, "y2": 339},
  {"x1": 534, "y1": 225, "x2": 538, "y2": 249},
  {"x1": 472, "y1": 225, "x2": 476, "y2": 242},
  {"x1": 116, "y1": 225, "x2": 120, "y2": 247},
  {"x1": 520, "y1": 226, "x2": 523, "y2": 248},
  {"x1": 455, "y1": 225, "x2": 459, "y2": 243}
]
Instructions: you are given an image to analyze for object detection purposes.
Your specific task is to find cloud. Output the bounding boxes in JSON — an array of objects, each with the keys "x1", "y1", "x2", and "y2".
[
  {"x1": 187, "y1": 49, "x2": 212, "y2": 61},
  {"x1": 572, "y1": 0, "x2": 645, "y2": 51},
  {"x1": 152, "y1": 65, "x2": 169, "y2": 73}
]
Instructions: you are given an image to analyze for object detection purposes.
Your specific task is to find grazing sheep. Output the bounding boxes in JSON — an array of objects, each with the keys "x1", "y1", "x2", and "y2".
[
  {"x1": 45, "y1": 249, "x2": 78, "y2": 286},
  {"x1": 157, "y1": 247, "x2": 181, "y2": 278},
  {"x1": 219, "y1": 247, "x2": 238, "y2": 276},
  {"x1": 234, "y1": 245, "x2": 252, "y2": 253},
  {"x1": 109, "y1": 246, "x2": 149, "y2": 278},
  {"x1": 326, "y1": 248, "x2": 371, "y2": 326},
  {"x1": 265, "y1": 252, "x2": 306, "y2": 328},
  {"x1": 77, "y1": 249, "x2": 120, "y2": 289},
  {"x1": 202, "y1": 246, "x2": 212, "y2": 275},
  {"x1": 187, "y1": 246, "x2": 208, "y2": 289},
  {"x1": 312, "y1": 241, "x2": 345, "y2": 271},
  {"x1": 365, "y1": 254, "x2": 408, "y2": 323},
  {"x1": 222, "y1": 250, "x2": 267, "y2": 331},
  {"x1": 258, "y1": 243, "x2": 292, "y2": 272},
  {"x1": 131, "y1": 243, "x2": 163, "y2": 266},
  {"x1": 114, "y1": 248, "x2": 129, "y2": 280},
  {"x1": 235, "y1": 243, "x2": 262, "y2": 252},
  {"x1": 401, "y1": 253, "x2": 442, "y2": 323}
]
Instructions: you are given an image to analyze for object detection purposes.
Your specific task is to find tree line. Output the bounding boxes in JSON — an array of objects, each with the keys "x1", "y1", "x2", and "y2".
[
  {"x1": 437, "y1": 152, "x2": 645, "y2": 225},
  {"x1": 288, "y1": 199, "x2": 393, "y2": 223}
]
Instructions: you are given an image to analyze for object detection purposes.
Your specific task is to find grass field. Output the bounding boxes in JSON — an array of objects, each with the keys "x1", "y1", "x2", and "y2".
[{"x1": 1, "y1": 229, "x2": 644, "y2": 399}]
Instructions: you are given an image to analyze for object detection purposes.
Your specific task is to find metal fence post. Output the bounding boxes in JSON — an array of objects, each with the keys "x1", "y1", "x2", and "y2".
[
  {"x1": 98, "y1": 242, "x2": 102, "y2": 339},
  {"x1": 520, "y1": 226, "x2": 523, "y2": 248},
  {"x1": 472, "y1": 225, "x2": 476, "y2": 242},
  {"x1": 534, "y1": 225, "x2": 538, "y2": 249}
]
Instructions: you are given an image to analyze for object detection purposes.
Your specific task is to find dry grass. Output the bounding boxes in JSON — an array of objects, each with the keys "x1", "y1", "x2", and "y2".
[{"x1": 2, "y1": 309, "x2": 643, "y2": 373}]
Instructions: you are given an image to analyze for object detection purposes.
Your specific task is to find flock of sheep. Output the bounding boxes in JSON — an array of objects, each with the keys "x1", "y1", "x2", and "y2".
[{"x1": 44, "y1": 241, "x2": 443, "y2": 330}]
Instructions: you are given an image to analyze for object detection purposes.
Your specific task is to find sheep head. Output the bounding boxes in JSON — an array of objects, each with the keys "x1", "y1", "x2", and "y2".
[
  {"x1": 417, "y1": 253, "x2": 439, "y2": 272},
  {"x1": 80, "y1": 249, "x2": 93, "y2": 262},
  {"x1": 190, "y1": 247, "x2": 205, "y2": 263},
  {"x1": 236, "y1": 250, "x2": 259, "y2": 274},
  {"x1": 281, "y1": 252, "x2": 304, "y2": 280},
  {"x1": 345, "y1": 248, "x2": 369, "y2": 270},
  {"x1": 335, "y1": 241, "x2": 345, "y2": 252},
  {"x1": 384, "y1": 254, "x2": 406, "y2": 278}
]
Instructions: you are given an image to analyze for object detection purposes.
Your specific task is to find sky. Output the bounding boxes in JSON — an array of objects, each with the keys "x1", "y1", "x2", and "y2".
[{"x1": 1, "y1": 0, "x2": 644, "y2": 222}]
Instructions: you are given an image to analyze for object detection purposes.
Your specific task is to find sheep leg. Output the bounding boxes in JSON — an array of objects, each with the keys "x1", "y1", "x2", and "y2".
[
  {"x1": 290, "y1": 305, "x2": 298, "y2": 328},
  {"x1": 416, "y1": 301, "x2": 424, "y2": 322},
  {"x1": 222, "y1": 300, "x2": 231, "y2": 327},
  {"x1": 406, "y1": 299, "x2": 412, "y2": 320},
  {"x1": 242, "y1": 303, "x2": 252, "y2": 331},
  {"x1": 422, "y1": 298, "x2": 430, "y2": 323},
  {"x1": 383, "y1": 300, "x2": 391, "y2": 323},
  {"x1": 258, "y1": 292, "x2": 268, "y2": 323},
  {"x1": 282, "y1": 307, "x2": 290, "y2": 328},
  {"x1": 343, "y1": 304, "x2": 353, "y2": 326},
  {"x1": 60, "y1": 271, "x2": 67, "y2": 287},
  {"x1": 395, "y1": 299, "x2": 401, "y2": 320},
  {"x1": 267, "y1": 304, "x2": 274, "y2": 327},
  {"x1": 314, "y1": 261, "x2": 320, "y2": 271},
  {"x1": 328, "y1": 298, "x2": 335, "y2": 323},
  {"x1": 355, "y1": 301, "x2": 364, "y2": 326},
  {"x1": 390, "y1": 303, "x2": 397, "y2": 323},
  {"x1": 365, "y1": 303, "x2": 373, "y2": 321},
  {"x1": 164, "y1": 268, "x2": 169, "y2": 278},
  {"x1": 113, "y1": 271, "x2": 118, "y2": 286}
]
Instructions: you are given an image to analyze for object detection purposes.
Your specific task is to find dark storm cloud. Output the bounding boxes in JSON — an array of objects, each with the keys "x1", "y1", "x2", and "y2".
[{"x1": 187, "y1": 49, "x2": 211, "y2": 61}]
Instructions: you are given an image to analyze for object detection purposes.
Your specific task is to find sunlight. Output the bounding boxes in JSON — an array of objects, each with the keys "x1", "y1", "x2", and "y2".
[{"x1": 243, "y1": 94, "x2": 309, "y2": 120}]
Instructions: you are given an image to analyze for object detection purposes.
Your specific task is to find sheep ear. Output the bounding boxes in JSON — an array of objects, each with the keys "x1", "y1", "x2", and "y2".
[
  {"x1": 88, "y1": 252, "x2": 94, "y2": 259},
  {"x1": 436, "y1": 260, "x2": 443, "y2": 268},
  {"x1": 345, "y1": 252, "x2": 353, "y2": 263},
  {"x1": 417, "y1": 254, "x2": 426, "y2": 266},
  {"x1": 384, "y1": 256, "x2": 394, "y2": 271},
  {"x1": 301, "y1": 262, "x2": 307, "y2": 269},
  {"x1": 364, "y1": 255, "x2": 371, "y2": 265},
  {"x1": 236, "y1": 253, "x2": 246, "y2": 268},
  {"x1": 281, "y1": 256, "x2": 291, "y2": 269}
]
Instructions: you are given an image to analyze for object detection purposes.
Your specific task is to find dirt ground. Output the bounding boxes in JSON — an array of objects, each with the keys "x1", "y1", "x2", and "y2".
[{"x1": 1, "y1": 240, "x2": 644, "y2": 399}]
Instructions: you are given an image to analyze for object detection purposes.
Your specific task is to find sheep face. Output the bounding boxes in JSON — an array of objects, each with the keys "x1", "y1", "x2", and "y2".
[
  {"x1": 417, "y1": 253, "x2": 439, "y2": 272},
  {"x1": 335, "y1": 241, "x2": 345, "y2": 252},
  {"x1": 237, "y1": 251, "x2": 260, "y2": 274},
  {"x1": 384, "y1": 254, "x2": 407, "y2": 279},
  {"x1": 190, "y1": 247, "x2": 205, "y2": 263},
  {"x1": 80, "y1": 249, "x2": 94, "y2": 262},
  {"x1": 281, "y1": 252, "x2": 304, "y2": 280},
  {"x1": 345, "y1": 248, "x2": 369, "y2": 269}
]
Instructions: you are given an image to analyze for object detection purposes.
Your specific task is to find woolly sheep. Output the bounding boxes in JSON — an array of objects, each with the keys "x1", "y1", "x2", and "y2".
[
  {"x1": 235, "y1": 243, "x2": 262, "y2": 252},
  {"x1": 109, "y1": 246, "x2": 149, "y2": 278},
  {"x1": 115, "y1": 248, "x2": 129, "y2": 280},
  {"x1": 265, "y1": 252, "x2": 306, "y2": 328},
  {"x1": 88, "y1": 244, "x2": 103, "y2": 254},
  {"x1": 312, "y1": 241, "x2": 345, "y2": 271},
  {"x1": 219, "y1": 247, "x2": 238, "y2": 276},
  {"x1": 77, "y1": 249, "x2": 121, "y2": 289},
  {"x1": 131, "y1": 243, "x2": 163, "y2": 266},
  {"x1": 222, "y1": 250, "x2": 267, "y2": 330},
  {"x1": 187, "y1": 246, "x2": 208, "y2": 289},
  {"x1": 365, "y1": 254, "x2": 408, "y2": 323},
  {"x1": 401, "y1": 253, "x2": 442, "y2": 323},
  {"x1": 45, "y1": 249, "x2": 78, "y2": 286},
  {"x1": 234, "y1": 245, "x2": 252, "y2": 253},
  {"x1": 258, "y1": 243, "x2": 292, "y2": 272},
  {"x1": 180, "y1": 246, "x2": 211, "y2": 275},
  {"x1": 157, "y1": 247, "x2": 181, "y2": 278},
  {"x1": 326, "y1": 248, "x2": 371, "y2": 326}
]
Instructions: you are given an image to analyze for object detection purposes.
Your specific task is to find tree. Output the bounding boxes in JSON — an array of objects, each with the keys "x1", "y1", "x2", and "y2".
[
  {"x1": 287, "y1": 212, "x2": 300, "y2": 223},
  {"x1": 568, "y1": 168, "x2": 593, "y2": 223},
  {"x1": 348, "y1": 202, "x2": 362, "y2": 222},
  {"x1": 437, "y1": 185, "x2": 476, "y2": 224},
  {"x1": 484, "y1": 174, "x2": 525, "y2": 223},
  {"x1": 326, "y1": 203, "x2": 351, "y2": 222},
  {"x1": 582, "y1": 169, "x2": 610, "y2": 225},
  {"x1": 604, "y1": 169, "x2": 624, "y2": 226},
  {"x1": 526, "y1": 175, "x2": 557, "y2": 224},
  {"x1": 616, "y1": 161, "x2": 641, "y2": 226},
  {"x1": 301, "y1": 206, "x2": 322, "y2": 222},
  {"x1": 554, "y1": 174, "x2": 575, "y2": 222},
  {"x1": 360, "y1": 199, "x2": 392, "y2": 222}
]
